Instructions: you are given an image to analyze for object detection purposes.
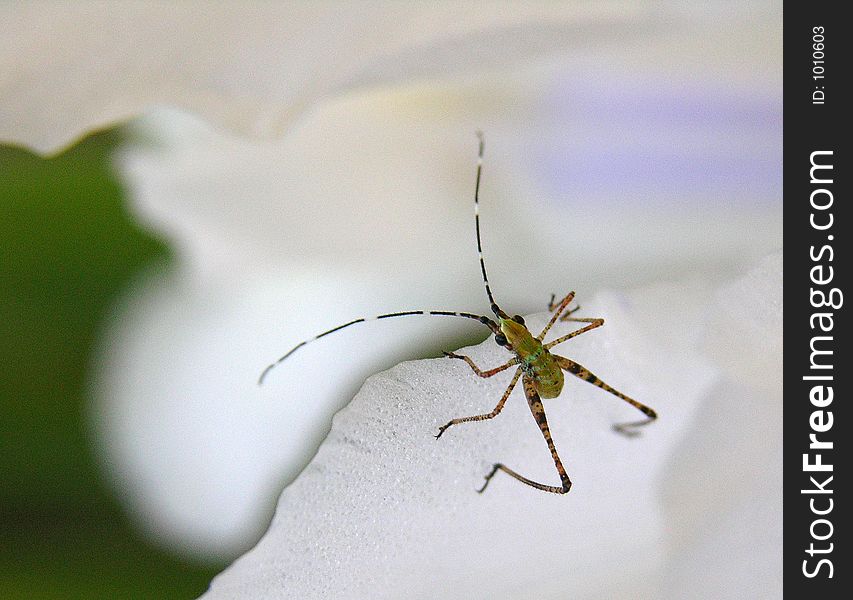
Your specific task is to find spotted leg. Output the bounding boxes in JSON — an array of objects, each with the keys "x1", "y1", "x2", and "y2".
[
  {"x1": 543, "y1": 317, "x2": 605, "y2": 348},
  {"x1": 554, "y1": 355, "x2": 657, "y2": 436},
  {"x1": 548, "y1": 293, "x2": 582, "y2": 319},
  {"x1": 478, "y1": 375, "x2": 572, "y2": 494},
  {"x1": 538, "y1": 291, "x2": 576, "y2": 341},
  {"x1": 436, "y1": 367, "x2": 522, "y2": 439},
  {"x1": 443, "y1": 352, "x2": 518, "y2": 378}
]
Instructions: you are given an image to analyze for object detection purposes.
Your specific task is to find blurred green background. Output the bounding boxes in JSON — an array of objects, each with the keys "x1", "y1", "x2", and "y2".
[{"x1": 0, "y1": 131, "x2": 222, "y2": 598}]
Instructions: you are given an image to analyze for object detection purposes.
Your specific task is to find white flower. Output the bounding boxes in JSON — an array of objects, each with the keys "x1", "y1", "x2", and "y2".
[{"x1": 2, "y1": 1, "x2": 781, "y2": 595}]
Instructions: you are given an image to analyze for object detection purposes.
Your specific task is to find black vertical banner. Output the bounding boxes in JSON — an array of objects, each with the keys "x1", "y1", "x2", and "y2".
[{"x1": 784, "y1": 3, "x2": 847, "y2": 597}]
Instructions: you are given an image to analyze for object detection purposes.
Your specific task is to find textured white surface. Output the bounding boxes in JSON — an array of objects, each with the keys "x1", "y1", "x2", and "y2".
[{"x1": 660, "y1": 252, "x2": 783, "y2": 599}]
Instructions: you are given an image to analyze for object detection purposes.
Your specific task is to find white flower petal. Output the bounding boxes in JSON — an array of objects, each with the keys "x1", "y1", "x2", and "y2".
[
  {"x1": 2, "y1": 1, "x2": 657, "y2": 154},
  {"x1": 661, "y1": 252, "x2": 783, "y2": 597},
  {"x1": 702, "y1": 252, "x2": 783, "y2": 390},
  {"x1": 203, "y1": 289, "x2": 717, "y2": 598},
  {"x1": 199, "y1": 252, "x2": 782, "y2": 597},
  {"x1": 661, "y1": 380, "x2": 783, "y2": 599},
  {"x1": 91, "y1": 264, "x2": 497, "y2": 560}
]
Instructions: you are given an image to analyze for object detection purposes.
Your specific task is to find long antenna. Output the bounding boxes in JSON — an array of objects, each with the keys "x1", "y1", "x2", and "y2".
[
  {"x1": 259, "y1": 309, "x2": 497, "y2": 385},
  {"x1": 260, "y1": 133, "x2": 507, "y2": 385},
  {"x1": 474, "y1": 131, "x2": 506, "y2": 319}
]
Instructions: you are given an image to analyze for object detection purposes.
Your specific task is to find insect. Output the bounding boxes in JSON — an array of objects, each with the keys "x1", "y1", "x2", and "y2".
[{"x1": 259, "y1": 133, "x2": 657, "y2": 494}]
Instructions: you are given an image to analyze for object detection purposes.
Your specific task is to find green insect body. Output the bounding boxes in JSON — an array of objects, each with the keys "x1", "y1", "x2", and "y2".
[
  {"x1": 499, "y1": 317, "x2": 564, "y2": 399},
  {"x1": 260, "y1": 133, "x2": 657, "y2": 494}
]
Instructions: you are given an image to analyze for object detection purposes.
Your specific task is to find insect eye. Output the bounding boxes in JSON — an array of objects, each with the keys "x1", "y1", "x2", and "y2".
[
  {"x1": 495, "y1": 334, "x2": 508, "y2": 346},
  {"x1": 512, "y1": 315, "x2": 525, "y2": 325}
]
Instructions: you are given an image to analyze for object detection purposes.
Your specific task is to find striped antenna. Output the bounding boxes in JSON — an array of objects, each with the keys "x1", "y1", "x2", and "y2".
[
  {"x1": 258, "y1": 310, "x2": 497, "y2": 385},
  {"x1": 474, "y1": 132, "x2": 506, "y2": 319}
]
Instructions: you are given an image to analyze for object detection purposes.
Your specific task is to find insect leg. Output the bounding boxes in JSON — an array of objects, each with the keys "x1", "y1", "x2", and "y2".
[
  {"x1": 542, "y1": 318, "x2": 605, "y2": 349},
  {"x1": 536, "y1": 291, "x2": 576, "y2": 341},
  {"x1": 547, "y1": 293, "x2": 559, "y2": 312},
  {"x1": 443, "y1": 353, "x2": 518, "y2": 378},
  {"x1": 435, "y1": 367, "x2": 522, "y2": 439},
  {"x1": 547, "y1": 293, "x2": 581, "y2": 317},
  {"x1": 558, "y1": 306, "x2": 584, "y2": 321},
  {"x1": 554, "y1": 355, "x2": 657, "y2": 436},
  {"x1": 478, "y1": 375, "x2": 572, "y2": 494},
  {"x1": 560, "y1": 316, "x2": 600, "y2": 325}
]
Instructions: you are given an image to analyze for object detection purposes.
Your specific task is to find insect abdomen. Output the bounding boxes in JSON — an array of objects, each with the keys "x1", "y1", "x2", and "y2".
[{"x1": 528, "y1": 352, "x2": 564, "y2": 399}]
